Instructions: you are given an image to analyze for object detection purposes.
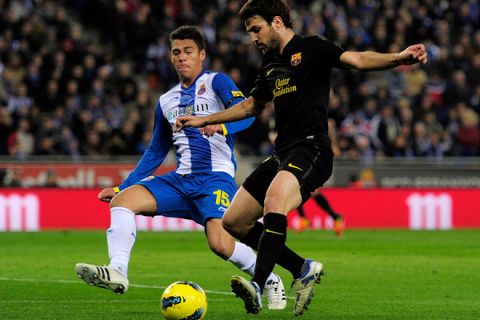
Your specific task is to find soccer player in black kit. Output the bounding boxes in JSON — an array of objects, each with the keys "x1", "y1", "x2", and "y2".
[{"x1": 177, "y1": 0, "x2": 427, "y2": 316}]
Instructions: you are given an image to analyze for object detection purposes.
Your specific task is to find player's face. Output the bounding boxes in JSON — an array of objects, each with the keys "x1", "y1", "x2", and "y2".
[
  {"x1": 245, "y1": 15, "x2": 279, "y2": 54},
  {"x1": 170, "y1": 39, "x2": 205, "y2": 84}
]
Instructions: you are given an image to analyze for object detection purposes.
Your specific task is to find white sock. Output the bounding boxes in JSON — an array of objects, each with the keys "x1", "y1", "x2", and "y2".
[
  {"x1": 107, "y1": 207, "x2": 136, "y2": 278},
  {"x1": 228, "y1": 242, "x2": 256, "y2": 275},
  {"x1": 227, "y1": 242, "x2": 278, "y2": 282}
]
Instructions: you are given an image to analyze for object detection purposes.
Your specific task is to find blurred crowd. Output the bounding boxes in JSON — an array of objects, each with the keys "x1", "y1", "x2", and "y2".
[{"x1": 1, "y1": 0, "x2": 479, "y2": 161}]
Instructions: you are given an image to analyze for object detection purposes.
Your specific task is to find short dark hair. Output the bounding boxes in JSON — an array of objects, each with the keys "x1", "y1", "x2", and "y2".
[
  {"x1": 239, "y1": 0, "x2": 292, "y2": 28},
  {"x1": 169, "y1": 26, "x2": 206, "y2": 51}
]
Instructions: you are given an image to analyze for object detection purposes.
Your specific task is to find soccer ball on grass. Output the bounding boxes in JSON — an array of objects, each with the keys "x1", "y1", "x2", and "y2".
[{"x1": 161, "y1": 281, "x2": 207, "y2": 320}]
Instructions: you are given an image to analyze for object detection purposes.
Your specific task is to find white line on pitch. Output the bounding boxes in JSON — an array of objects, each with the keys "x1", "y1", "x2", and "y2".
[
  {"x1": 0, "y1": 299, "x2": 231, "y2": 304},
  {"x1": 0, "y1": 276, "x2": 232, "y2": 296},
  {"x1": 0, "y1": 276, "x2": 295, "y2": 300}
]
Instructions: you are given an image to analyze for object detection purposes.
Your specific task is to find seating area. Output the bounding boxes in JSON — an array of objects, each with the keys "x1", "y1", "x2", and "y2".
[{"x1": 0, "y1": 0, "x2": 479, "y2": 159}]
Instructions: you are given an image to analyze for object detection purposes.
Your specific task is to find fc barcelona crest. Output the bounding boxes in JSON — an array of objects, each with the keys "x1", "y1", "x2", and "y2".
[{"x1": 291, "y1": 52, "x2": 302, "y2": 66}]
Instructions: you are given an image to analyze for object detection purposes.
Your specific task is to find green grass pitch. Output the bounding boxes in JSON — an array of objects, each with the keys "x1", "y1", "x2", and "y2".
[{"x1": 1, "y1": 230, "x2": 479, "y2": 319}]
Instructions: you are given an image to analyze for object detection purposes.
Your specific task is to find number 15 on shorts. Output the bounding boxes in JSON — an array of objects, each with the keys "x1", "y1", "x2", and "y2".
[{"x1": 213, "y1": 190, "x2": 230, "y2": 206}]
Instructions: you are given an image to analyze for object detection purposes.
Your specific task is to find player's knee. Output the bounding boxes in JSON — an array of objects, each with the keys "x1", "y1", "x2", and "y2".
[
  {"x1": 110, "y1": 195, "x2": 125, "y2": 208},
  {"x1": 208, "y1": 241, "x2": 230, "y2": 260},
  {"x1": 222, "y1": 216, "x2": 237, "y2": 235},
  {"x1": 109, "y1": 195, "x2": 136, "y2": 213},
  {"x1": 222, "y1": 215, "x2": 255, "y2": 239},
  {"x1": 264, "y1": 194, "x2": 283, "y2": 213}
]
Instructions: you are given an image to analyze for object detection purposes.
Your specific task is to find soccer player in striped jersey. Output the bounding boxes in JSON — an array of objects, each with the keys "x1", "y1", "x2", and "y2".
[{"x1": 75, "y1": 25, "x2": 287, "y2": 310}]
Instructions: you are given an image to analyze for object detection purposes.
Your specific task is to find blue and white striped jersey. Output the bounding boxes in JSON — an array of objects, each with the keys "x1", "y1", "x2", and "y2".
[{"x1": 119, "y1": 71, "x2": 254, "y2": 189}]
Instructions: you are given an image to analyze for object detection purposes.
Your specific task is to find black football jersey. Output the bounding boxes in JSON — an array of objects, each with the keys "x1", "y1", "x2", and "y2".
[{"x1": 250, "y1": 35, "x2": 345, "y2": 153}]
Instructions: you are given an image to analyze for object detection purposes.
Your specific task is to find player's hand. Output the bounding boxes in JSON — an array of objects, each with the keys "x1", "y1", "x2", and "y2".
[
  {"x1": 98, "y1": 188, "x2": 117, "y2": 202},
  {"x1": 199, "y1": 124, "x2": 223, "y2": 137},
  {"x1": 175, "y1": 116, "x2": 209, "y2": 132},
  {"x1": 398, "y1": 44, "x2": 428, "y2": 65}
]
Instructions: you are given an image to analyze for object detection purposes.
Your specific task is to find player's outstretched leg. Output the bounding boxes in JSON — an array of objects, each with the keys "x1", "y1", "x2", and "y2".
[
  {"x1": 231, "y1": 275, "x2": 263, "y2": 314},
  {"x1": 264, "y1": 272, "x2": 287, "y2": 309},
  {"x1": 292, "y1": 259, "x2": 324, "y2": 316},
  {"x1": 75, "y1": 263, "x2": 129, "y2": 294}
]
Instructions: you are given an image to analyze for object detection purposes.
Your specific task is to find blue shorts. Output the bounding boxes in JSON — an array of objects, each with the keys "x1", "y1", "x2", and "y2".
[{"x1": 136, "y1": 171, "x2": 237, "y2": 226}]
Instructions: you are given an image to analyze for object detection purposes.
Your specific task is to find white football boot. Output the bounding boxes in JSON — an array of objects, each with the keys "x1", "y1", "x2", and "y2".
[
  {"x1": 231, "y1": 275, "x2": 263, "y2": 314},
  {"x1": 264, "y1": 273, "x2": 287, "y2": 310},
  {"x1": 292, "y1": 259, "x2": 323, "y2": 316},
  {"x1": 75, "y1": 263, "x2": 129, "y2": 294}
]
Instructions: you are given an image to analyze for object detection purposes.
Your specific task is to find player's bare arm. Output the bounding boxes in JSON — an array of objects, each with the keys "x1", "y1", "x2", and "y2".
[
  {"x1": 175, "y1": 96, "x2": 267, "y2": 131},
  {"x1": 340, "y1": 44, "x2": 427, "y2": 71},
  {"x1": 98, "y1": 187, "x2": 117, "y2": 202}
]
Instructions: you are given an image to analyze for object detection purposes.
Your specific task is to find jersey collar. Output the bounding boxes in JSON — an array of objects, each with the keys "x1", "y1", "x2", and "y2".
[
  {"x1": 280, "y1": 34, "x2": 303, "y2": 59},
  {"x1": 181, "y1": 69, "x2": 207, "y2": 90}
]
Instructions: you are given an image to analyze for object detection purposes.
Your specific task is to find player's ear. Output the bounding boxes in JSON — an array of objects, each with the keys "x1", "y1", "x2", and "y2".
[
  {"x1": 272, "y1": 16, "x2": 284, "y2": 30},
  {"x1": 199, "y1": 49, "x2": 206, "y2": 61}
]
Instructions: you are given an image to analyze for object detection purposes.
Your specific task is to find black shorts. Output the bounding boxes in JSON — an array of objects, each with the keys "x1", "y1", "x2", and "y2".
[{"x1": 243, "y1": 142, "x2": 333, "y2": 206}]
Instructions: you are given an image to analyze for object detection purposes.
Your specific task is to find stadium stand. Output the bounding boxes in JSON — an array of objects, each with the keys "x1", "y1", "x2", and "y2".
[{"x1": 0, "y1": 0, "x2": 479, "y2": 162}]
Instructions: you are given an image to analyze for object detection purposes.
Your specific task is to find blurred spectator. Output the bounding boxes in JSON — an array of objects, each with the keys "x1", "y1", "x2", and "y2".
[
  {"x1": 456, "y1": 106, "x2": 480, "y2": 156},
  {"x1": 0, "y1": 107, "x2": 13, "y2": 155},
  {"x1": 8, "y1": 82, "x2": 33, "y2": 118},
  {"x1": 443, "y1": 70, "x2": 472, "y2": 107},
  {"x1": 349, "y1": 168, "x2": 377, "y2": 188},
  {"x1": 373, "y1": 104, "x2": 401, "y2": 156},
  {"x1": 3, "y1": 168, "x2": 23, "y2": 187},
  {"x1": 7, "y1": 117, "x2": 34, "y2": 159},
  {"x1": 411, "y1": 121, "x2": 430, "y2": 157}
]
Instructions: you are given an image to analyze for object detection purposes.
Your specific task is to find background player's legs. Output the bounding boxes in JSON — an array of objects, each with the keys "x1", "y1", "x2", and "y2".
[
  {"x1": 314, "y1": 192, "x2": 341, "y2": 220},
  {"x1": 297, "y1": 205, "x2": 306, "y2": 217},
  {"x1": 312, "y1": 192, "x2": 344, "y2": 236},
  {"x1": 295, "y1": 205, "x2": 311, "y2": 231}
]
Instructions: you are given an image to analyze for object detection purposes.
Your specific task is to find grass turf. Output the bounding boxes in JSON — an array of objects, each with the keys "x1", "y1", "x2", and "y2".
[{"x1": 0, "y1": 230, "x2": 479, "y2": 319}]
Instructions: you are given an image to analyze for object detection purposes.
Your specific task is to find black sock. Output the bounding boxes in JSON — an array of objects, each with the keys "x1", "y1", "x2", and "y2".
[
  {"x1": 314, "y1": 194, "x2": 340, "y2": 220},
  {"x1": 240, "y1": 221, "x2": 305, "y2": 280},
  {"x1": 240, "y1": 221, "x2": 264, "y2": 250},
  {"x1": 277, "y1": 245, "x2": 305, "y2": 280},
  {"x1": 252, "y1": 213, "x2": 287, "y2": 290},
  {"x1": 297, "y1": 205, "x2": 306, "y2": 217}
]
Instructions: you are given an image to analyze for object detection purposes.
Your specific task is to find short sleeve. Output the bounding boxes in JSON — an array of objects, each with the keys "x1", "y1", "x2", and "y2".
[
  {"x1": 309, "y1": 36, "x2": 345, "y2": 69},
  {"x1": 212, "y1": 73, "x2": 246, "y2": 107}
]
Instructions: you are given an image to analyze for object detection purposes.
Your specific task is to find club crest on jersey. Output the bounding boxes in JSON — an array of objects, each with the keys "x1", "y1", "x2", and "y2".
[
  {"x1": 197, "y1": 83, "x2": 206, "y2": 95},
  {"x1": 291, "y1": 52, "x2": 302, "y2": 66}
]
